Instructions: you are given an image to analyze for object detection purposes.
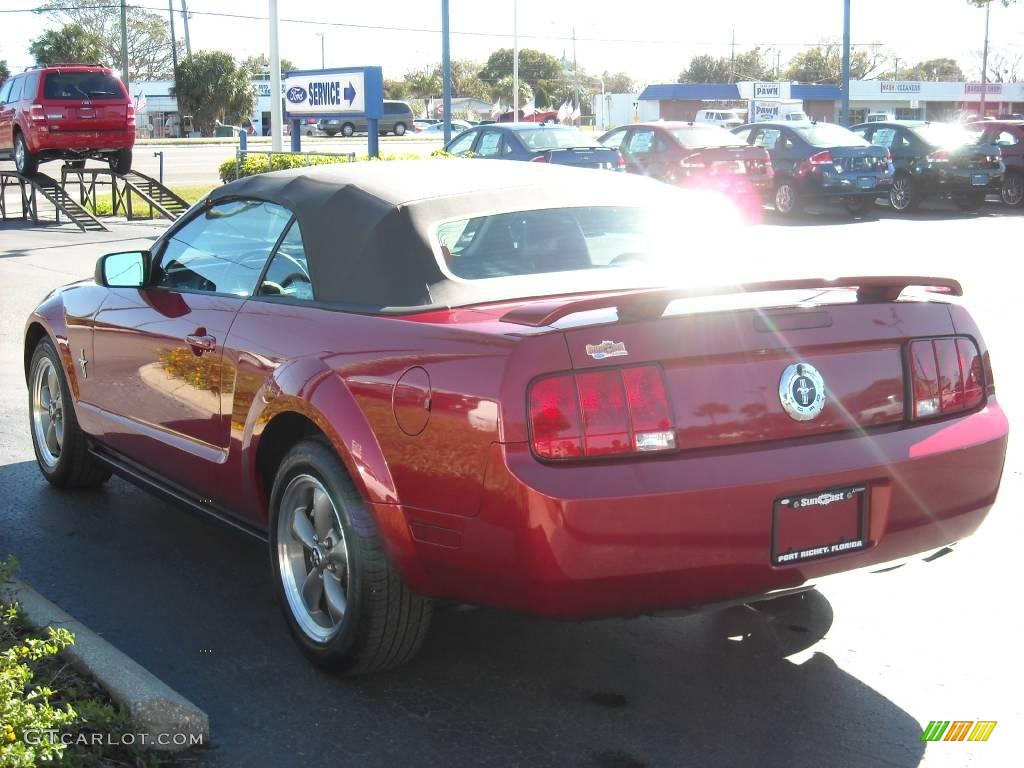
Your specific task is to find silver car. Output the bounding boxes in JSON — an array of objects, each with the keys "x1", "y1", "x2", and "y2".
[{"x1": 319, "y1": 101, "x2": 415, "y2": 137}]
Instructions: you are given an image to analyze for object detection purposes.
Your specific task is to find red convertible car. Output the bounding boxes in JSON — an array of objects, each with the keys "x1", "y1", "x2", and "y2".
[{"x1": 24, "y1": 162, "x2": 1008, "y2": 674}]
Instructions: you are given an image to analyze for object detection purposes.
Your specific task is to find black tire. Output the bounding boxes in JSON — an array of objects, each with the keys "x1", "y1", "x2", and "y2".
[
  {"x1": 324, "y1": 129, "x2": 338, "y2": 137},
  {"x1": 13, "y1": 132, "x2": 39, "y2": 175},
  {"x1": 28, "y1": 339, "x2": 110, "y2": 489},
  {"x1": 846, "y1": 196, "x2": 874, "y2": 216},
  {"x1": 889, "y1": 172, "x2": 918, "y2": 212},
  {"x1": 955, "y1": 192, "x2": 984, "y2": 212},
  {"x1": 269, "y1": 438, "x2": 432, "y2": 675},
  {"x1": 393, "y1": 122, "x2": 407, "y2": 136},
  {"x1": 341, "y1": 123, "x2": 355, "y2": 137},
  {"x1": 108, "y1": 149, "x2": 132, "y2": 174},
  {"x1": 1000, "y1": 171, "x2": 1023, "y2": 208},
  {"x1": 773, "y1": 178, "x2": 801, "y2": 217}
]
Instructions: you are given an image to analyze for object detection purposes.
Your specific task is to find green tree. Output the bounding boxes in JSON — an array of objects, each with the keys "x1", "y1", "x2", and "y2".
[
  {"x1": 403, "y1": 66, "x2": 441, "y2": 99},
  {"x1": 41, "y1": 0, "x2": 179, "y2": 80},
  {"x1": 490, "y1": 75, "x2": 534, "y2": 107},
  {"x1": 783, "y1": 43, "x2": 885, "y2": 83},
  {"x1": 173, "y1": 51, "x2": 255, "y2": 136},
  {"x1": 478, "y1": 48, "x2": 564, "y2": 106},
  {"x1": 891, "y1": 57, "x2": 965, "y2": 81},
  {"x1": 601, "y1": 70, "x2": 635, "y2": 93},
  {"x1": 679, "y1": 54, "x2": 732, "y2": 83},
  {"x1": 0, "y1": 60, "x2": 9, "y2": 87},
  {"x1": 384, "y1": 78, "x2": 409, "y2": 99},
  {"x1": 30, "y1": 24, "x2": 108, "y2": 67},
  {"x1": 240, "y1": 54, "x2": 296, "y2": 78}
]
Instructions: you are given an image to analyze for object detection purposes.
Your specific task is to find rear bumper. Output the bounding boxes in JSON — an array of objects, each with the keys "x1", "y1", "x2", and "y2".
[
  {"x1": 917, "y1": 168, "x2": 1003, "y2": 196},
  {"x1": 800, "y1": 172, "x2": 894, "y2": 201},
  {"x1": 400, "y1": 401, "x2": 1008, "y2": 618},
  {"x1": 30, "y1": 128, "x2": 135, "y2": 154}
]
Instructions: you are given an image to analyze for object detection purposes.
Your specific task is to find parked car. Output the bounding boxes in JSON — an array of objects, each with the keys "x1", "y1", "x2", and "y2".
[
  {"x1": 695, "y1": 109, "x2": 745, "y2": 128},
  {"x1": 598, "y1": 121, "x2": 773, "y2": 217},
  {"x1": 444, "y1": 124, "x2": 623, "y2": 170},
  {"x1": 865, "y1": 112, "x2": 891, "y2": 123},
  {"x1": 850, "y1": 121, "x2": 1004, "y2": 212},
  {"x1": 25, "y1": 160, "x2": 1008, "y2": 673},
  {"x1": 0, "y1": 64, "x2": 135, "y2": 175},
  {"x1": 969, "y1": 119, "x2": 1023, "y2": 207},
  {"x1": 732, "y1": 121, "x2": 894, "y2": 216},
  {"x1": 497, "y1": 109, "x2": 559, "y2": 124},
  {"x1": 318, "y1": 100, "x2": 415, "y2": 137},
  {"x1": 413, "y1": 119, "x2": 439, "y2": 131},
  {"x1": 417, "y1": 120, "x2": 473, "y2": 136}
]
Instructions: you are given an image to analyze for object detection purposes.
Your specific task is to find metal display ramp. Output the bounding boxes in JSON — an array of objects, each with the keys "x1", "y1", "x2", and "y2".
[
  {"x1": 0, "y1": 170, "x2": 108, "y2": 232},
  {"x1": 61, "y1": 168, "x2": 189, "y2": 222}
]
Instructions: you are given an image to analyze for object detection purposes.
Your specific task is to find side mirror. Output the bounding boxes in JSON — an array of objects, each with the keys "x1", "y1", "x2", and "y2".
[{"x1": 95, "y1": 250, "x2": 150, "y2": 288}]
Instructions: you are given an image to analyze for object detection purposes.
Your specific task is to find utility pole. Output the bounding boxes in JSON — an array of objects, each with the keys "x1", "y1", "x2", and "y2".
[
  {"x1": 980, "y1": 0, "x2": 991, "y2": 119},
  {"x1": 167, "y1": 1, "x2": 178, "y2": 73},
  {"x1": 512, "y1": 0, "x2": 519, "y2": 122},
  {"x1": 442, "y1": 0, "x2": 452, "y2": 143},
  {"x1": 841, "y1": 0, "x2": 851, "y2": 126},
  {"x1": 893, "y1": 57, "x2": 899, "y2": 81},
  {"x1": 120, "y1": 0, "x2": 130, "y2": 91},
  {"x1": 730, "y1": 27, "x2": 736, "y2": 83},
  {"x1": 181, "y1": 0, "x2": 192, "y2": 57},
  {"x1": 317, "y1": 32, "x2": 325, "y2": 69},
  {"x1": 572, "y1": 26, "x2": 578, "y2": 124},
  {"x1": 269, "y1": 0, "x2": 282, "y2": 151}
]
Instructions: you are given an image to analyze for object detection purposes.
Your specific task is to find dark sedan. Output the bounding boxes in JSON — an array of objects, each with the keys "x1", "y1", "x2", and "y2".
[
  {"x1": 732, "y1": 121, "x2": 894, "y2": 216},
  {"x1": 969, "y1": 120, "x2": 1023, "y2": 208},
  {"x1": 598, "y1": 121, "x2": 773, "y2": 219},
  {"x1": 851, "y1": 121, "x2": 1003, "y2": 212},
  {"x1": 444, "y1": 124, "x2": 623, "y2": 170}
]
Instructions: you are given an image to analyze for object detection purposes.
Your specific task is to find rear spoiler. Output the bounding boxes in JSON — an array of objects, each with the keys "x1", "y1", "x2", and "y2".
[{"x1": 500, "y1": 276, "x2": 963, "y2": 328}]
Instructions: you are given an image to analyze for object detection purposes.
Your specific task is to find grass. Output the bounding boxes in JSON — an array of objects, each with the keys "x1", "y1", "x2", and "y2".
[{"x1": 79, "y1": 184, "x2": 216, "y2": 219}]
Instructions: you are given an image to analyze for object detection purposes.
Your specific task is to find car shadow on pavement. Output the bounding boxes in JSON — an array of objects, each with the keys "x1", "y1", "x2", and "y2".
[
  {"x1": 0, "y1": 462, "x2": 926, "y2": 768},
  {"x1": 765, "y1": 200, "x2": 1017, "y2": 227}
]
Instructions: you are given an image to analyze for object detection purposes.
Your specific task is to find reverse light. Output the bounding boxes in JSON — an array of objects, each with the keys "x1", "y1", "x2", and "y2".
[
  {"x1": 908, "y1": 337, "x2": 986, "y2": 420},
  {"x1": 126, "y1": 103, "x2": 136, "y2": 126},
  {"x1": 528, "y1": 365, "x2": 676, "y2": 460}
]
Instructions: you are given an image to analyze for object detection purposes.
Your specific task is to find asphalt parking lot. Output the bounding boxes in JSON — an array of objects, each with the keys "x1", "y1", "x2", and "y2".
[{"x1": 0, "y1": 200, "x2": 1020, "y2": 767}]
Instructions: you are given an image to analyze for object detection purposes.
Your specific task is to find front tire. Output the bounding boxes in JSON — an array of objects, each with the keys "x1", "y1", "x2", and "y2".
[
  {"x1": 393, "y1": 122, "x2": 407, "y2": 136},
  {"x1": 28, "y1": 339, "x2": 110, "y2": 489},
  {"x1": 269, "y1": 439, "x2": 432, "y2": 674},
  {"x1": 1001, "y1": 171, "x2": 1023, "y2": 207},
  {"x1": 14, "y1": 132, "x2": 39, "y2": 175},
  {"x1": 773, "y1": 178, "x2": 801, "y2": 217}
]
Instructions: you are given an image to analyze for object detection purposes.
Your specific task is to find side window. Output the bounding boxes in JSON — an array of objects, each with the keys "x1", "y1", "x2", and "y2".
[
  {"x1": 732, "y1": 127, "x2": 753, "y2": 143},
  {"x1": 447, "y1": 130, "x2": 476, "y2": 155},
  {"x1": 626, "y1": 129, "x2": 656, "y2": 155},
  {"x1": 7, "y1": 77, "x2": 23, "y2": 103},
  {"x1": 476, "y1": 130, "x2": 504, "y2": 158},
  {"x1": 21, "y1": 73, "x2": 39, "y2": 101},
  {"x1": 258, "y1": 219, "x2": 313, "y2": 301},
  {"x1": 754, "y1": 128, "x2": 781, "y2": 150},
  {"x1": 851, "y1": 126, "x2": 870, "y2": 140},
  {"x1": 0, "y1": 80, "x2": 11, "y2": 104},
  {"x1": 871, "y1": 128, "x2": 896, "y2": 149},
  {"x1": 993, "y1": 130, "x2": 1020, "y2": 147},
  {"x1": 155, "y1": 200, "x2": 292, "y2": 296},
  {"x1": 600, "y1": 128, "x2": 628, "y2": 149}
]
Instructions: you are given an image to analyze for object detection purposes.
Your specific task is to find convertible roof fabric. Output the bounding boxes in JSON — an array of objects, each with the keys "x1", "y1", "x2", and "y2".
[{"x1": 208, "y1": 160, "x2": 667, "y2": 312}]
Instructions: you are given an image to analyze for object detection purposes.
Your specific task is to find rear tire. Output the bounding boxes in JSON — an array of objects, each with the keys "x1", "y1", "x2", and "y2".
[
  {"x1": 28, "y1": 339, "x2": 110, "y2": 489},
  {"x1": 269, "y1": 438, "x2": 432, "y2": 675},
  {"x1": 773, "y1": 178, "x2": 801, "y2": 217},
  {"x1": 393, "y1": 122, "x2": 407, "y2": 136},
  {"x1": 889, "y1": 173, "x2": 918, "y2": 212},
  {"x1": 108, "y1": 149, "x2": 132, "y2": 174},
  {"x1": 14, "y1": 132, "x2": 39, "y2": 175},
  {"x1": 1000, "y1": 171, "x2": 1023, "y2": 207},
  {"x1": 341, "y1": 123, "x2": 355, "y2": 137}
]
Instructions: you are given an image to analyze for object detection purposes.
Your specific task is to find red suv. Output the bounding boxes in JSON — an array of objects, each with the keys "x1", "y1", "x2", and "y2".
[
  {"x1": 971, "y1": 120, "x2": 1024, "y2": 208},
  {"x1": 0, "y1": 65, "x2": 135, "y2": 176}
]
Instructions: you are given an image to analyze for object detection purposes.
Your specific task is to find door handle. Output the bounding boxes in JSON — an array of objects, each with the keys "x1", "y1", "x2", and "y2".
[{"x1": 185, "y1": 333, "x2": 216, "y2": 351}]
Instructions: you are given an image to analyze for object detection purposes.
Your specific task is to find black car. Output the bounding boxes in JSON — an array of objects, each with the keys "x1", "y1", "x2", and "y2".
[
  {"x1": 444, "y1": 124, "x2": 623, "y2": 170},
  {"x1": 850, "y1": 121, "x2": 1004, "y2": 212},
  {"x1": 732, "y1": 121, "x2": 894, "y2": 216}
]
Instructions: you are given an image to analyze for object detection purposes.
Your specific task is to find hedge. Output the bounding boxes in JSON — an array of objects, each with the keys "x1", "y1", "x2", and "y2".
[{"x1": 218, "y1": 150, "x2": 455, "y2": 184}]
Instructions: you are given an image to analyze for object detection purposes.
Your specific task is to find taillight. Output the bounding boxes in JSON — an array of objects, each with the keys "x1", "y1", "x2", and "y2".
[
  {"x1": 126, "y1": 103, "x2": 136, "y2": 126},
  {"x1": 908, "y1": 337, "x2": 986, "y2": 420},
  {"x1": 616, "y1": 151, "x2": 626, "y2": 169},
  {"x1": 528, "y1": 365, "x2": 676, "y2": 460},
  {"x1": 530, "y1": 154, "x2": 549, "y2": 163},
  {"x1": 29, "y1": 104, "x2": 46, "y2": 121},
  {"x1": 927, "y1": 149, "x2": 950, "y2": 163},
  {"x1": 679, "y1": 153, "x2": 705, "y2": 170},
  {"x1": 809, "y1": 150, "x2": 833, "y2": 165}
]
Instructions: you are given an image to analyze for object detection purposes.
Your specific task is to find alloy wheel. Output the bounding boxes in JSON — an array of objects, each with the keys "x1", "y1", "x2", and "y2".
[
  {"x1": 890, "y1": 176, "x2": 912, "y2": 211},
  {"x1": 276, "y1": 474, "x2": 350, "y2": 643},
  {"x1": 14, "y1": 136, "x2": 26, "y2": 173},
  {"x1": 775, "y1": 184, "x2": 794, "y2": 214},
  {"x1": 1002, "y1": 174, "x2": 1023, "y2": 207},
  {"x1": 31, "y1": 357, "x2": 64, "y2": 468}
]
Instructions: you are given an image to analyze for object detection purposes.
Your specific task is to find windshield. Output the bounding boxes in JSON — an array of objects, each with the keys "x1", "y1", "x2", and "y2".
[
  {"x1": 518, "y1": 128, "x2": 598, "y2": 150},
  {"x1": 44, "y1": 72, "x2": 124, "y2": 100},
  {"x1": 793, "y1": 123, "x2": 868, "y2": 147},
  {"x1": 914, "y1": 123, "x2": 982, "y2": 148},
  {"x1": 671, "y1": 126, "x2": 747, "y2": 147}
]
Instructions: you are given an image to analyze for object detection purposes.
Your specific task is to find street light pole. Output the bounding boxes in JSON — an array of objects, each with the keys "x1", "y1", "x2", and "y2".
[
  {"x1": 841, "y1": 0, "x2": 851, "y2": 126},
  {"x1": 980, "y1": 0, "x2": 991, "y2": 119},
  {"x1": 442, "y1": 0, "x2": 452, "y2": 144},
  {"x1": 317, "y1": 33, "x2": 325, "y2": 70},
  {"x1": 269, "y1": 0, "x2": 282, "y2": 151},
  {"x1": 167, "y1": 0, "x2": 178, "y2": 73},
  {"x1": 119, "y1": 0, "x2": 130, "y2": 92},
  {"x1": 513, "y1": 0, "x2": 519, "y2": 122}
]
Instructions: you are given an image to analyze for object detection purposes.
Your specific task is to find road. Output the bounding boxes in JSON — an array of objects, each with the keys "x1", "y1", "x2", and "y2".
[
  {"x1": 0, "y1": 202, "x2": 1020, "y2": 768},
  {"x1": 132, "y1": 136, "x2": 444, "y2": 187}
]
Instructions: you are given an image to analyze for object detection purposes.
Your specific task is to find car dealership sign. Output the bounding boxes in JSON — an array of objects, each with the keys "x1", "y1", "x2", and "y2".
[
  {"x1": 880, "y1": 82, "x2": 921, "y2": 94},
  {"x1": 284, "y1": 71, "x2": 366, "y2": 114}
]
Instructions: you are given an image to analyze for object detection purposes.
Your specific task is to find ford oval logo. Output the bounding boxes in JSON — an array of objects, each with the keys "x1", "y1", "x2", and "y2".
[{"x1": 286, "y1": 86, "x2": 307, "y2": 104}]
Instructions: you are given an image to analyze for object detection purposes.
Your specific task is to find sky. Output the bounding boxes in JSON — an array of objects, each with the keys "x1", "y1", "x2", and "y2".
[{"x1": 1, "y1": 0, "x2": 1022, "y2": 84}]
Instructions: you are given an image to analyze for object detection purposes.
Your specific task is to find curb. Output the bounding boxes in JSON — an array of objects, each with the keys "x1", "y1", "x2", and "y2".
[{"x1": 4, "y1": 579, "x2": 209, "y2": 752}]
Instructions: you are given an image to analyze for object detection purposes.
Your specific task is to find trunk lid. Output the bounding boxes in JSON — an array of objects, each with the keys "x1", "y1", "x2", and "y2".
[{"x1": 541, "y1": 146, "x2": 622, "y2": 169}]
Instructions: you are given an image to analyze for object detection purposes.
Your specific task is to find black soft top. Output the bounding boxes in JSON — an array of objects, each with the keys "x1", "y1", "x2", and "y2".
[{"x1": 208, "y1": 160, "x2": 671, "y2": 312}]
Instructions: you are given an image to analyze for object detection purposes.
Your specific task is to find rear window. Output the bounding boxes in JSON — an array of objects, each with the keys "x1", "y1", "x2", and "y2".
[
  {"x1": 44, "y1": 72, "x2": 125, "y2": 101},
  {"x1": 670, "y1": 126, "x2": 746, "y2": 147},
  {"x1": 436, "y1": 207, "x2": 678, "y2": 280},
  {"x1": 793, "y1": 123, "x2": 868, "y2": 147},
  {"x1": 518, "y1": 128, "x2": 598, "y2": 151},
  {"x1": 913, "y1": 124, "x2": 981, "y2": 148}
]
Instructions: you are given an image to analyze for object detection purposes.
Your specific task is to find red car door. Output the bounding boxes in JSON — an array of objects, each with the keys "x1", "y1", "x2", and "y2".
[
  {"x1": 87, "y1": 199, "x2": 293, "y2": 499},
  {"x1": 0, "y1": 76, "x2": 23, "y2": 152}
]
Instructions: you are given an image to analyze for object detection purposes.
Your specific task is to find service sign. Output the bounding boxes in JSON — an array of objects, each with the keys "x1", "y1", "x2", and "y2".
[{"x1": 284, "y1": 71, "x2": 366, "y2": 115}]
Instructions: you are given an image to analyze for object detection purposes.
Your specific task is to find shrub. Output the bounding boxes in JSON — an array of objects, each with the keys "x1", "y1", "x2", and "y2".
[{"x1": 218, "y1": 151, "x2": 452, "y2": 184}]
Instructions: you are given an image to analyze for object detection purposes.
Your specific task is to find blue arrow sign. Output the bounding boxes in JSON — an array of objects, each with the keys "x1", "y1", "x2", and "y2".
[{"x1": 344, "y1": 81, "x2": 357, "y2": 106}]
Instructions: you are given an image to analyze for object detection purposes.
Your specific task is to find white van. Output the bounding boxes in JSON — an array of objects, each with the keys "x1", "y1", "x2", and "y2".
[{"x1": 695, "y1": 109, "x2": 746, "y2": 128}]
